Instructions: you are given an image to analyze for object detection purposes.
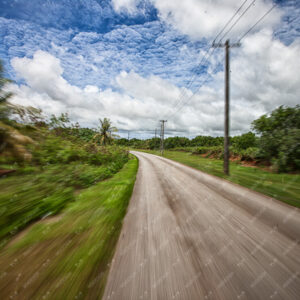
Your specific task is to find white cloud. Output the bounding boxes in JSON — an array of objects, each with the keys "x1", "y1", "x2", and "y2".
[
  {"x1": 7, "y1": 51, "x2": 179, "y2": 130},
  {"x1": 112, "y1": 0, "x2": 140, "y2": 14},
  {"x1": 142, "y1": 0, "x2": 281, "y2": 41},
  {"x1": 6, "y1": 34, "x2": 300, "y2": 137},
  {"x1": 231, "y1": 29, "x2": 300, "y2": 112},
  {"x1": 11, "y1": 51, "x2": 102, "y2": 109},
  {"x1": 116, "y1": 71, "x2": 191, "y2": 105}
]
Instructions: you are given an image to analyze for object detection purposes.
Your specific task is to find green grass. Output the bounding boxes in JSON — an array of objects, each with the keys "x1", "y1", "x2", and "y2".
[
  {"x1": 0, "y1": 158, "x2": 128, "y2": 247},
  {"x1": 140, "y1": 150, "x2": 300, "y2": 208},
  {"x1": 0, "y1": 156, "x2": 138, "y2": 299}
]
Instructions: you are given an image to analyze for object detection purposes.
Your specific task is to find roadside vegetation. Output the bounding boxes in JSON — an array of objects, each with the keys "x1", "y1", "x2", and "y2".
[
  {"x1": 117, "y1": 105, "x2": 300, "y2": 174},
  {"x1": 0, "y1": 59, "x2": 139, "y2": 298},
  {"x1": 0, "y1": 156, "x2": 138, "y2": 299},
  {"x1": 141, "y1": 149, "x2": 300, "y2": 207},
  {"x1": 0, "y1": 60, "x2": 133, "y2": 248},
  {"x1": 0, "y1": 118, "x2": 129, "y2": 247},
  {"x1": 124, "y1": 105, "x2": 300, "y2": 207}
]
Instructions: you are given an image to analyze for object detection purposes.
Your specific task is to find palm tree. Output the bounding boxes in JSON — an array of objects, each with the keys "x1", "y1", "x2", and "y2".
[
  {"x1": 93, "y1": 118, "x2": 118, "y2": 146},
  {"x1": 0, "y1": 60, "x2": 34, "y2": 162},
  {"x1": 0, "y1": 60, "x2": 13, "y2": 121}
]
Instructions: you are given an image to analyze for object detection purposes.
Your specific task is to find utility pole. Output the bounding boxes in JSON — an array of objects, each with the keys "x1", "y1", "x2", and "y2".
[
  {"x1": 155, "y1": 128, "x2": 157, "y2": 139},
  {"x1": 160, "y1": 120, "x2": 167, "y2": 156},
  {"x1": 127, "y1": 131, "x2": 130, "y2": 141},
  {"x1": 213, "y1": 39, "x2": 240, "y2": 176}
]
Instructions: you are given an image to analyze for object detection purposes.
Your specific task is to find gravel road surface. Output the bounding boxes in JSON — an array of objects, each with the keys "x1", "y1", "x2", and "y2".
[{"x1": 103, "y1": 151, "x2": 300, "y2": 300}]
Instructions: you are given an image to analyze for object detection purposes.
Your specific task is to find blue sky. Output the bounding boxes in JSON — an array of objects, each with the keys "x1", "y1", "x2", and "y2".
[{"x1": 0, "y1": 0, "x2": 300, "y2": 138}]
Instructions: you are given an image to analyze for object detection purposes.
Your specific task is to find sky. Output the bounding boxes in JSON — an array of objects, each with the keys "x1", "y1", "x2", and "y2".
[{"x1": 0, "y1": 0, "x2": 300, "y2": 138}]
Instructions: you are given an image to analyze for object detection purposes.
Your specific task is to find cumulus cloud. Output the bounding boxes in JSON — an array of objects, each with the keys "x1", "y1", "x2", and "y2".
[
  {"x1": 231, "y1": 29, "x2": 300, "y2": 112},
  {"x1": 6, "y1": 51, "x2": 181, "y2": 131},
  {"x1": 112, "y1": 0, "x2": 140, "y2": 14},
  {"x1": 116, "y1": 71, "x2": 191, "y2": 105},
  {"x1": 11, "y1": 51, "x2": 91, "y2": 108},
  {"x1": 118, "y1": 0, "x2": 281, "y2": 41},
  {"x1": 5, "y1": 31, "x2": 300, "y2": 137}
]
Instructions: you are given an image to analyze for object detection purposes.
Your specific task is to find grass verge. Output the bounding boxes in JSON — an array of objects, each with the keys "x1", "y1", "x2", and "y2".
[
  {"x1": 0, "y1": 156, "x2": 138, "y2": 299},
  {"x1": 140, "y1": 150, "x2": 300, "y2": 208},
  {"x1": 0, "y1": 158, "x2": 128, "y2": 247}
]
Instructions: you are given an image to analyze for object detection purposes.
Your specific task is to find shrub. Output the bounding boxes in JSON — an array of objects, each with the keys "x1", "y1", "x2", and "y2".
[
  {"x1": 240, "y1": 147, "x2": 260, "y2": 161},
  {"x1": 252, "y1": 105, "x2": 300, "y2": 172},
  {"x1": 192, "y1": 146, "x2": 224, "y2": 158}
]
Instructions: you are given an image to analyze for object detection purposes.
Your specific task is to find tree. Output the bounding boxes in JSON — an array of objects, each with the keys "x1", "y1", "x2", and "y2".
[
  {"x1": 191, "y1": 135, "x2": 223, "y2": 147},
  {"x1": 164, "y1": 136, "x2": 190, "y2": 149},
  {"x1": 148, "y1": 137, "x2": 160, "y2": 150},
  {"x1": 50, "y1": 113, "x2": 70, "y2": 129},
  {"x1": 0, "y1": 61, "x2": 13, "y2": 122},
  {"x1": 252, "y1": 105, "x2": 300, "y2": 172},
  {"x1": 231, "y1": 132, "x2": 257, "y2": 150},
  {"x1": 12, "y1": 105, "x2": 45, "y2": 126},
  {"x1": 0, "y1": 60, "x2": 34, "y2": 162},
  {"x1": 93, "y1": 118, "x2": 118, "y2": 146}
]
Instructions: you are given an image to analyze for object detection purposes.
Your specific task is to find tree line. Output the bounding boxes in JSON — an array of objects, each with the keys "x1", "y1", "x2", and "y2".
[{"x1": 116, "y1": 105, "x2": 300, "y2": 172}]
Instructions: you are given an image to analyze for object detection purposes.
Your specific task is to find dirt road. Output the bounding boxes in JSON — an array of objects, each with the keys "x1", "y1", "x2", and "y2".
[{"x1": 103, "y1": 151, "x2": 300, "y2": 300}]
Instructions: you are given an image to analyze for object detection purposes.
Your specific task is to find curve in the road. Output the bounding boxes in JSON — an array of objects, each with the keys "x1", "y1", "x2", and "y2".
[{"x1": 103, "y1": 151, "x2": 300, "y2": 300}]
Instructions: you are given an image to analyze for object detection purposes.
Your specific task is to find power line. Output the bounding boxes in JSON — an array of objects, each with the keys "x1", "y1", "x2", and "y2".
[
  {"x1": 165, "y1": 48, "x2": 215, "y2": 118},
  {"x1": 238, "y1": 3, "x2": 277, "y2": 42},
  {"x1": 213, "y1": 0, "x2": 249, "y2": 44},
  {"x1": 164, "y1": 0, "x2": 256, "y2": 121},
  {"x1": 167, "y1": 51, "x2": 222, "y2": 120},
  {"x1": 217, "y1": 0, "x2": 256, "y2": 42},
  {"x1": 162, "y1": 0, "x2": 254, "y2": 120}
]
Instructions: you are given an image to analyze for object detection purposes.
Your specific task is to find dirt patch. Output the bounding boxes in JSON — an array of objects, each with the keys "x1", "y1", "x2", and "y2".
[
  {"x1": 229, "y1": 156, "x2": 241, "y2": 162},
  {"x1": 0, "y1": 169, "x2": 16, "y2": 177},
  {"x1": 6, "y1": 214, "x2": 63, "y2": 248},
  {"x1": 42, "y1": 214, "x2": 63, "y2": 224}
]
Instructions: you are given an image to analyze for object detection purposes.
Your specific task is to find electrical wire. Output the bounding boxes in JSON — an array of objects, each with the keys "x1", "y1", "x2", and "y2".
[
  {"x1": 212, "y1": 0, "x2": 249, "y2": 44},
  {"x1": 238, "y1": 3, "x2": 277, "y2": 42},
  {"x1": 161, "y1": 0, "x2": 253, "y2": 120},
  {"x1": 217, "y1": 0, "x2": 256, "y2": 42}
]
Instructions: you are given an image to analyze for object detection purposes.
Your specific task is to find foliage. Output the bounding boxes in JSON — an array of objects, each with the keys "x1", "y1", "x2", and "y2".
[
  {"x1": 192, "y1": 146, "x2": 224, "y2": 158},
  {"x1": 231, "y1": 132, "x2": 257, "y2": 150},
  {"x1": 0, "y1": 61, "x2": 13, "y2": 121},
  {"x1": 121, "y1": 106, "x2": 299, "y2": 173},
  {"x1": 0, "y1": 60, "x2": 35, "y2": 161},
  {"x1": 0, "y1": 157, "x2": 138, "y2": 299},
  {"x1": 0, "y1": 156, "x2": 131, "y2": 244},
  {"x1": 165, "y1": 136, "x2": 190, "y2": 149},
  {"x1": 115, "y1": 137, "x2": 131, "y2": 147},
  {"x1": 191, "y1": 135, "x2": 224, "y2": 147},
  {"x1": 148, "y1": 137, "x2": 161, "y2": 150},
  {"x1": 240, "y1": 147, "x2": 260, "y2": 162},
  {"x1": 252, "y1": 105, "x2": 300, "y2": 172},
  {"x1": 93, "y1": 118, "x2": 118, "y2": 145},
  {"x1": 0, "y1": 115, "x2": 129, "y2": 245},
  {"x1": 142, "y1": 150, "x2": 300, "y2": 208},
  {"x1": 70, "y1": 126, "x2": 96, "y2": 142},
  {"x1": 50, "y1": 112, "x2": 70, "y2": 128},
  {"x1": 0, "y1": 121, "x2": 34, "y2": 162},
  {"x1": 12, "y1": 105, "x2": 45, "y2": 125}
]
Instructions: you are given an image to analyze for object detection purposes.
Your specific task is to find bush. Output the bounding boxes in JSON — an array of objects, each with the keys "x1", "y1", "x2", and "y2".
[
  {"x1": 240, "y1": 147, "x2": 260, "y2": 161},
  {"x1": 231, "y1": 132, "x2": 257, "y2": 150},
  {"x1": 192, "y1": 146, "x2": 224, "y2": 158},
  {"x1": 252, "y1": 105, "x2": 300, "y2": 172}
]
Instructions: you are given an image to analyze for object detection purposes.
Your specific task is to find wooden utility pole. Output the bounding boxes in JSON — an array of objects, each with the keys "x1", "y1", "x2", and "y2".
[
  {"x1": 155, "y1": 128, "x2": 157, "y2": 138},
  {"x1": 224, "y1": 40, "x2": 230, "y2": 176},
  {"x1": 160, "y1": 120, "x2": 167, "y2": 156},
  {"x1": 213, "y1": 39, "x2": 240, "y2": 175},
  {"x1": 127, "y1": 131, "x2": 130, "y2": 141}
]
